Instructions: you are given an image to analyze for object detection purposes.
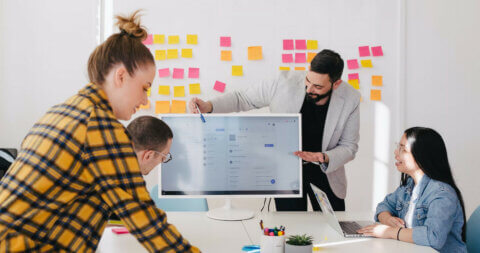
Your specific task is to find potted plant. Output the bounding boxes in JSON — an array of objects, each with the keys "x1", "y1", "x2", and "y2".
[{"x1": 285, "y1": 234, "x2": 313, "y2": 253}]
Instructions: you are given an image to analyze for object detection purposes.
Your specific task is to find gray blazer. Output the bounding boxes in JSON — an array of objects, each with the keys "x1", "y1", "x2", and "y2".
[{"x1": 210, "y1": 71, "x2": 360, "y2": 199}]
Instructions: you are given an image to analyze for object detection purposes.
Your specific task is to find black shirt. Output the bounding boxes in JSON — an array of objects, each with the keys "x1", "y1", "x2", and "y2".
[{"x1": 300, "y1": 96, "x2": 330, "y2": 153}]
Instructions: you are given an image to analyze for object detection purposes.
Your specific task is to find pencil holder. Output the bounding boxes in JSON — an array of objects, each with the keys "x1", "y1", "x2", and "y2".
[{"x1": 260, "y1": 235, "x2": 285, "y2": 253}]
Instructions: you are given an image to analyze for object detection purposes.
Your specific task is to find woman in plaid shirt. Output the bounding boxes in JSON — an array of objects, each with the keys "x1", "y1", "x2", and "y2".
[{"x1": 0, "y1": 10, "x2": 200, "y2": 253}]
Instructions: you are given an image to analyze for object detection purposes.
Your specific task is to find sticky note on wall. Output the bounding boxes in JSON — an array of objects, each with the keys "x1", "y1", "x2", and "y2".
[
  {"x1": 167, "y1": 49, "x2": 179, "y2": 59},
  {"x1": 182, "y1": 48, "x2": 193, "y2": 58},
  {"x1": 295, "y1": 53, "x2": 306, "y2": 63},
  {"x1": 188, "y1": 68, "x2": 199, "y2": 78},
  {"x1": 348, "y1": 73, "x2": 359, "y2": 80},
  {"x1": 295, "y1": 40, "x2": 307, "y2": 50},
  {"x1": 279, "y1": 66, "x2": 290, "y2": 71},
  {"x1": 248, "y1": 46, "x2": 262, "y2": 60},
  {"x1": 221, "y1": 50, "x2": 232, "y2": 61},
  {"x1": 358, "y1": 46, "x2": 370, "y2": 57},
  {"x1": 143, "y1": 34, "x2": 153, "y2": 45},
  {"x1": 232, "y1": 65, "x2": 243, "y2": 76},
  {"x1": 347, "y1": 59, "x2": 359, "y2": 69},
  {"x1": 153, "y1": 34, "x2": 165, "y2": 44},
  {"x1": 371, "y1": 46, "x2": 383, "y2": 56},
  {"x1": 147, "y1": 88, "x2": 151, "y2": 97},
  {"x1": 372, "y1": 75, "x2": 383, "y2": 86},
  {"x1": 282, "y1": 54, "x2": 293, "y2": 63},
  {"x1": 307, "y1": 40, "x2": 318, "y2": 50},
  {"x1": 158, "y1": 68, "x2": 170, "y2": 78},
  {"x1": 155, "y1": 50, "x2": 166, "y2": 61},
  {"x1": 172, "y1": 68, "x2": 184, "y2": 79},
  {"x1": 186, "y1": 34, "x2": 198, "y2": 45},
  {"x1": 307, "y1": 52, "x2": 316, "y2": 63},
  {"x1": 220, "y1": 36, "x2": 231, "y2": 47},
  {"x1": 295, "y1": 67, "x2": 306, "y2": 71},
  {"x1": 283, "y1": 40, "x2": 294, "y2": 50},
  {"x1": 189, "y1": 83, "x2": 201, "y2": 94},
  {"x1": 158, "y1": 85, "x2": 170, "y2": 95},
  {"x1": 360, "y1": 59, "x2": 373, "y2": 68},
  {"x1": 155, "y1": 101, "x2": 170, "y2": 114},
  {"x1": 168, "y1": 35, "x2": 180, "y2": 44},
  {"x1": 348, "y1": 79, "x2": 360, "y2": 90},
  {"x1": 171, "y1": 100, "x2": 186, "y2": 113},
  {"x1": 371, "y1": 89, "x2": 381, "y2": 101},
  {"x1": 213, "y1": 81, "x2": 226, "y2": 92},
  {"x1": 174, "y1": 86, "x2": 185, "y2": 97}
]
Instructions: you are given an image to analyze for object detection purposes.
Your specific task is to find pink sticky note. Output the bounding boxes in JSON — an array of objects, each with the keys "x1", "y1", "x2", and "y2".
[
  {"x1": 172, "y1": 68, "x2": 184, "y2": 79},
  {"x1": 283, "y1": 40, "x2": 294, "y2": 50},
  {"x1": 295, "y1": 40, "x2": 307, "y2": 50},
  {"x1": 213, "y1": 81, "x2": 226, "y2": 93},
  {"x1": 295, "y1": 53, "x2": 306, "y2": 63},
  {"x1": 348, "y1": 73, "x2": 359, "y2": 80},
  {"x1": 347, "y1": 59, "x2": 359, "y2": 69},
  {"x1": 282, "y1": 54, "x2": 293, "y2": 63},
  {"x1": 372, "y1": 46, "x2": 384, "y2": 56},
  {"x1": 188, "y1": 67, "x2": 199, "y2": 79},
  {"x1": 142, "y1": 34, "x2": 153, "y2": 45},
  {"x1": 358, "y1": 46, "x2": 371, "y2": 57},
  {"x1": 158, "y1": 68, "x2": 170, "y2": 78},
  {"x1": 220, "y1": 36, "x2": 231, "y2": 47}
]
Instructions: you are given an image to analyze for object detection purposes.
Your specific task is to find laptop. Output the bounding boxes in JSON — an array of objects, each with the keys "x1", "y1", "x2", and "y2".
[{"x1": 310, "y1": 183, "x2": 373, "y2": 238}]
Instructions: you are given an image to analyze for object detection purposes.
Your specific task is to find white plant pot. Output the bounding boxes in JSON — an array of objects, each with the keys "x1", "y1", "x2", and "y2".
[{"x1": 285, "y1": 243, "x2": 313, "y2": 253}]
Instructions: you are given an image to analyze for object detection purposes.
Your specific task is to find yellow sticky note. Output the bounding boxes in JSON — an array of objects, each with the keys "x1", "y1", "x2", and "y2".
[
  {"x1": 167, "y1": 49, "x2": 178, "y2": 59},
  {"x1": 155, "y1": 50, "x2": 166, "y2": 61},
  {"x1": 372, "y1": 75, "x2": 383, "y2": 86},
  {"x1": 174, "y1": 86, "x2": 185, "y2": 97},
  {"x1": 221, "y1": 50, "x2": 232, "y2": 61},
  {"x1": 171, "y1": 100, "x2": 186, "y2": 114},
  {"x1": 158, "y1": 85, "x2": 170, "y2": 95},
  {"x1": 307, "y1": 40, "x2": 318, "y2": 50},
  {"x1": 307, "y1": 52, "x2": 316, "y2": 63},
  {"x1": 153, "y1": 34, "x2": 165, "y2": 44},
  {"x1": 186, "y1": 34, "x2": 198, "y2": 45},
  {"x1": 168, "y1": 35, "x2": 180, "y2": 44},
  {"x1": 279, "y1": 66, "x2": 290, "y2": 71},
  {"x1": 248, "y1": 46, "x2": 262, "y2": 60},
  {"x1": 360, "y1": 59, "x2": 373, "y2": 68},
  {"x1": 295, "y1": 67, "x2": 306, "y2": 71},
  {"x1": 371, "y1": 89, "x2": 382, "y2": 101},
  {"x1": 155, "y1": 101, "x2": 170, "y2": 114},
  {"x1": 348, "y1": 79, "x2": 360, "y2": 90},
  {"x1": 139, "y1": 100, "x2": 150, "y2": 110},
  {"x1": 181, "y1": 48, "x2": 193, "y2": 58},
  {"x1": 232, "y1": 65, "x2": 243, "y2": 76},
  {"x1": 147, "y1": 88, "x2": 151, "y2": 97},
  {"x1": 189, "y1": 83, "x2": 201, "y2": 94}
]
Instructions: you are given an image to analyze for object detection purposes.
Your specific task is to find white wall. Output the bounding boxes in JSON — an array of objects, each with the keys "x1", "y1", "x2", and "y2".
[
  {"x1": 405, "y1": 0, "x2": 480, "y2": 217},
  {"x1": 0, "y1": 0, "x2": 99, "y2": 147}
]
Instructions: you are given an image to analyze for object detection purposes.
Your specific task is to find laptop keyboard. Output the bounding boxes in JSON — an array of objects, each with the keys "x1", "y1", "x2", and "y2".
[{"x1": 339, "y1": 221, "x2": 362, "y2": 235}]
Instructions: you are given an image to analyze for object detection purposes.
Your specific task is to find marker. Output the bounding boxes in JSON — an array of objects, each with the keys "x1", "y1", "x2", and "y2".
[
  {"x1": 112, "y1": 227, "x2": 129, "y2": 234},
  {"x1": 194, "y1": 103, "x2": 206, "y2": 123}
]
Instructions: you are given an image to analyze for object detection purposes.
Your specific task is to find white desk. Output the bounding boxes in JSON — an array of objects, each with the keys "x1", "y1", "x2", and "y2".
[{"x1": 97, "y1": 211, "x2": 436, "y2": 253}]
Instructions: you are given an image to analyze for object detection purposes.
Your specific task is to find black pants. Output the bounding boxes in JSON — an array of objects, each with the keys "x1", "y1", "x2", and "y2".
[{"x1": 275, "y1": 164, "x2": 345, "y2": 211}]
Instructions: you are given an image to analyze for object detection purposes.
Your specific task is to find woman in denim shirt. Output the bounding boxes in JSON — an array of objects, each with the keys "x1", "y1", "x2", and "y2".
[{"x1": 358, "y1": 127, "x2": 467, "y2": 252}]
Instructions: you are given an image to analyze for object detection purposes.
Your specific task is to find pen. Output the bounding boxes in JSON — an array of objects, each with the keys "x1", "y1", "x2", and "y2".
[{"x1": 194, "y1": 103, "x2": 206, "y2": 123}]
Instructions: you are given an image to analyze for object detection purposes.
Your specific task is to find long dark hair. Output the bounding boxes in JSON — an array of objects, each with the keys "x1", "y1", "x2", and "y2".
[{"x1": 400, "y1": 127, "x2": 466, "y2": 241}]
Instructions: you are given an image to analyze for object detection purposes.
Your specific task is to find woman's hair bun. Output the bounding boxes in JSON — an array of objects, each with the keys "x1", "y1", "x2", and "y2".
[{"x1": 115, "y1": 10, "x2": 148, "y2": 40}]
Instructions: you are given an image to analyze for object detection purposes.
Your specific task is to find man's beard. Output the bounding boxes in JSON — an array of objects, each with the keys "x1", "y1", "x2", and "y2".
[{"x1": 306, "y1": 88, "x2": 333, "y2": 103}]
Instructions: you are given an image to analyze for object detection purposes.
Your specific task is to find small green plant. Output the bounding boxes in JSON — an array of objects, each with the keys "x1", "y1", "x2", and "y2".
[{"x1": 286, "y1": 234, "x2": 313, "y2": 246}]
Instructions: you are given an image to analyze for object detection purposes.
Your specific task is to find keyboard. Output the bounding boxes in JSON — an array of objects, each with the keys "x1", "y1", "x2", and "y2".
[{"x1": 339, "y1": 221, "x2": 362, "y2": 235}]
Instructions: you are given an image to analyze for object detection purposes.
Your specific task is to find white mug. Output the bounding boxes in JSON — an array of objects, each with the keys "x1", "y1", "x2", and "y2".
[{"x1": 260, "y1": 235, "x2": 285, "y2": 253}]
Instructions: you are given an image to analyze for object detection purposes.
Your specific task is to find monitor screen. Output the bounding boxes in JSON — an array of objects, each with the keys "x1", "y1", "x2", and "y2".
[{"x1": 159, "y1": 114, "x2": 302, "y2": 197}]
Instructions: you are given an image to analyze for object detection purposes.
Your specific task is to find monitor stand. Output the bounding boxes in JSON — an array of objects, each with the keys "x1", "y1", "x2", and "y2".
[{"x1": 206, "y1": 199, "x2": 255, "y2": 221}]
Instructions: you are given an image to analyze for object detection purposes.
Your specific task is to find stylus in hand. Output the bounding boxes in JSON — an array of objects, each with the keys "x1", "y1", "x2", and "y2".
[{"x1": 194, "y1": 103, "x2": 206, "y2": 123}]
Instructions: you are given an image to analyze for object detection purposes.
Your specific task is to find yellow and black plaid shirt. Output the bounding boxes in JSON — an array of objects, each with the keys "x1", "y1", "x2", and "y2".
[{"x1": 0, "y1": 83, "x2": 200, "y2": 252}]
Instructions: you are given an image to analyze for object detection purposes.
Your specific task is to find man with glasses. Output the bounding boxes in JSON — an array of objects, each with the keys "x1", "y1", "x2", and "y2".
[{"x1": 189, "y1": 49, "x2": 360, "y2": 211}]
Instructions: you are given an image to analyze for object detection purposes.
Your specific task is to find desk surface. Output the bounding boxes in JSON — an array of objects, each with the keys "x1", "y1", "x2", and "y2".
[{"x1": 97, "y1": 211, "x2": 435, "y2": 253}]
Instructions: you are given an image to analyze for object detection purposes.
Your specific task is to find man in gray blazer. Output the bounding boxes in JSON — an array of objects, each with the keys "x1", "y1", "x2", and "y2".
[{"x1": 189, "y1": 49, "x2": 360, "y2": 211}]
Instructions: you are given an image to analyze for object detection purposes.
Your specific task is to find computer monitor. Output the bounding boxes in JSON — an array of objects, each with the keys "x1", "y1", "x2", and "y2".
[{"x1": 159, "y1": 114, "x2": 302, "y2": 220}]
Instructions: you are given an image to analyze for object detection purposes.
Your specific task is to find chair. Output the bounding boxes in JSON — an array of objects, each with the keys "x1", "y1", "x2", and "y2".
[
  {"x1": 467, "y1": 205, "x2": 480, "y2": 253},
  {"x1": 149, "y1": 185, "x2": 208, "y2": 212}
]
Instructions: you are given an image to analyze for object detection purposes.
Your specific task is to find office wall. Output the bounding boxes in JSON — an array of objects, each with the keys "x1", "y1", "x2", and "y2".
[{"x1": 405, "y1": 0, "x2": 480, "y2": 217}]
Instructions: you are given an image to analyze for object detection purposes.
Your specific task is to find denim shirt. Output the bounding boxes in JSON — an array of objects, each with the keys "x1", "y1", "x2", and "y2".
[{"x1": 375, "y1": 175, "x2": 466, "y2": 253}]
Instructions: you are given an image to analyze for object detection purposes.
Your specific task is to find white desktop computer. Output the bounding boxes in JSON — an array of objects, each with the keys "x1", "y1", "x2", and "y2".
[{"x1": 159, "y1": 114, "x2": 302, "y2": 220}]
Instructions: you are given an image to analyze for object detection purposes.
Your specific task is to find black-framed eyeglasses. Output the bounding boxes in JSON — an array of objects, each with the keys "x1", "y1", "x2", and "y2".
[{"x1": 152, "y1": 151, "x2": 173, "y2": 163}]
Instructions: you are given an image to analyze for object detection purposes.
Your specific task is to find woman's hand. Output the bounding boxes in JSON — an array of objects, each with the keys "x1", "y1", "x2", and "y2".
[
  {"x1": 377, "y1": 211, "x2": 405, "y2": 228},
  {"x1": 357, "y1": 224, "x2": 397, "y2": 239}
]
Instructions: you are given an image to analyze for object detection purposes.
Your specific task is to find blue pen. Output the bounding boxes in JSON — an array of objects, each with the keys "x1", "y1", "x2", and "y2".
[{"x1": 194, "y1": 103, "x2": 206, "y2": 123}]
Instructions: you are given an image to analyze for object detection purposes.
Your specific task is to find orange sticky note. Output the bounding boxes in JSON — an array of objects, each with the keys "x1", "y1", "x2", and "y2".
[
  {"x1": 248, "y1": 46, "x2": 262, "y2": 60},
  {"x1": 348, "y1": 79, "x2": 360, "y2": 90},
  {"x1": 306, "y1": 40, "x2": 318, "y2": 50},
  {"x1": 372, "y1": 75, "x2": 383, "y2": 86},
  {"x1": 189, "y1": 83, "x2": 201, "y2": 94},
  {"x1": 167, "y1": 49, "x2": 178, "y2": 59},
  {"x1": 158, "y1": 85, "x2": 170, "y2": 95},
  {"x1": 174, "y1": 86, "x2": 185, "y2": 97},
  {"x1": 295, "y1": 67, "x2": 306, "y2": 71},
  {"x1": 371, "y1": 89, "x2": 381, "y2": 101},
  {"x1": 153, "y1": 34, "x2": 165, "y2": 44},
  {"x1": 181, "y1": 48, "x2": 193, "y2": 58},
  {"x1": 360, "y1": 59, "x2": 373, "y2": 68},
  {"x1": 232, "y1": 65, "x2": 243, "y2": 76},
  {"x1": 168, "y1": 35, "x2": 180, "y2": 44},
  {"x1": 221, "y1": 50, "x2": 232, "y2": 61},
  {"x1": 139, "y1": 100, "x2": 150, "y2": 110},
  {"x1": 307, "y1": 52, "x2": 316, "y2": 63},
  {"x1": 155, "y1": 101, "x2": 170, "y2": 114},
  {"x1": 171, "y1": 100, "x2": 186, "y2": 113},
  {"x1": 186, "y1": 34, "x2": 198, "y2": 45},
  {"x1": 279, "y1": 66, "x2": 290, "y2": 71},
  {"x1": 155, "y1": 50, "x2": 166, "y2": 61}
]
